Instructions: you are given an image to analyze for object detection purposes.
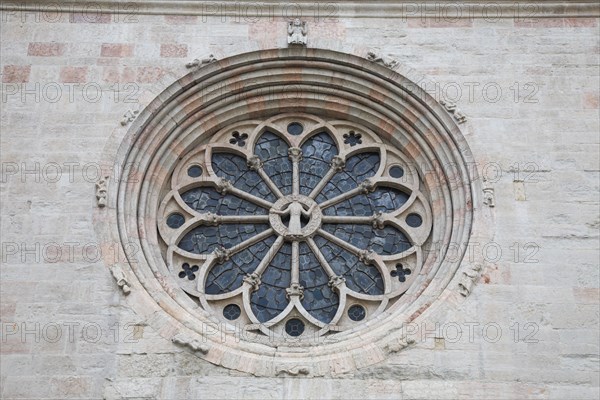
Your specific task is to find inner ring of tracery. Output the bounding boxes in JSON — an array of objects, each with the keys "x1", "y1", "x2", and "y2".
[
  {"x1": 270, "y1": 195, "x2": 321, "y2": 240},
  {"x1": 157, "y1": 114, "x2": 433, "y2": 338}
]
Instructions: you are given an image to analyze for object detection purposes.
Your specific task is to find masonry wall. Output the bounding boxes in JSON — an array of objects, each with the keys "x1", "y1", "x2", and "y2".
[{"x1": 1, "y1": 4, "x2": 599, "y2": 399}]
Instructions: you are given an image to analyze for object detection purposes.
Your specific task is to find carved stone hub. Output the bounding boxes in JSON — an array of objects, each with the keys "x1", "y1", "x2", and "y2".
[{"x1": 269, "y1": 195, "x2": 321, "y2": 240}]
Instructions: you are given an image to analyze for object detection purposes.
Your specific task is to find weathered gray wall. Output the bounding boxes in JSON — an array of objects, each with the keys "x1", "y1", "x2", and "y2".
[{"x1": 1, "y1": 3, "x2": 598, "y2": 399}]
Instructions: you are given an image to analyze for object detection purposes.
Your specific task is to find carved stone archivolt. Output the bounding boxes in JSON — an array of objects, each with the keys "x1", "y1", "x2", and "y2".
[{"x1": 99, "y1": 48, "x2": 481, "y2": 377}]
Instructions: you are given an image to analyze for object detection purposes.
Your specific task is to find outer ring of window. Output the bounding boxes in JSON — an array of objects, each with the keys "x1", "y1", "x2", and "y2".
[{"x1": 96, "y1": 48, "x2": 488, "y2": 377}]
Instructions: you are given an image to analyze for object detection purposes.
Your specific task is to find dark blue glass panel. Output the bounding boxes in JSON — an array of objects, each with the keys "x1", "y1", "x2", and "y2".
[
  {"x1": 167, "y1": 213, "x2": 185, "y2": 229},
  {"x1": 406, "y1": 213, "x2": 423, "y2": 227},
  {"x1": 348, "y1": 304, "x2": 366, "y2": 321},
  {"x1": 299, "y1": 132, "x2": 338, "y2": 196},
  {"x1": 321, "y1": 223, "x2": 411, "y2": 256},
  {"x1": 314, "y1": 235, "x2": 384, "y2": 295},
  {"x1": 322, "y1": 187, "x2": 409, "y2": 217},
  {"x1": 211, "y1": 153, "x2": 276, "y2": 202},
  {"x1": 389, "y1": 166, "x2": 404, "y2": 178},
  {"x1": 285, "y1": 318, "x2": 305, "y2": 336},
  {"x1": 187, "y1": 165, "x2": 203, "y2": 177},
  {"x1": 181, "y1": 187, "x2": 268, "y2": 216},
  {"x1": 178, "y1": 223, "x2": 269, "y2": 254},
  {"x1": 287, "y1": 123, "x2": 304, "y2": 136},
  {"x1": 315, "y1": 152, "x2": 380, "y2": 202},
  {"x1": 254, "y1": 131, "x2": 293, "y2": 195},
  {"x1": 223, "y1": 304, "x2": 241, "y2": 320},
  {"x1": 298, "y1": 242, "x2": 339, "y2": 323},
  {"x1": 205, "y1": 235, "x2": 276, "y2": 295},
  {"x1": 250, "y1": 243, "x2": 292, "y2": 322}
]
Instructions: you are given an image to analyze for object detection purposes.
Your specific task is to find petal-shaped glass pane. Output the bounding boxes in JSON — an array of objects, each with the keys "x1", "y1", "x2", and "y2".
[
  {"x1": 316, "y1": 152, "x2": 380, "y2": 202},
  {"x1": 321, "y1": 223, "x2": 411, "y2": 255},
  {"x1": 299, "y1": 132, "x2": 338, "y2": 196},
  {"x1": 254, "y1": 131, "x2": 293, "y2": 194},
  {"x1": 323, "y1": 187, "x2": 409, "y2": 216},
  {"x1": 181, "y1": 187, "x2": 268, "y2": 215},
  {"x1": 178, "y1": 224, "x2": 270, "y2": 254},
  {"x1": 250, "y1": 242, "x2": 292, "y2": 322},
  {"x1": 205, "y1": 235, "x2": 276, "y2": 295},
  {"x1": 211, "y1": 153, "x2": 276, "y2": 201},
  {"x1": 299, "y1": 242, "x2": 339, "y2": 323},
  {"x1": 314, "y1": 235, "x2": 384, "y2": 295}
]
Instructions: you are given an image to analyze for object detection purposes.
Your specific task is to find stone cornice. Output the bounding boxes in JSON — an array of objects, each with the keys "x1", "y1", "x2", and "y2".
[{"x1": 1, "y1": 1, "x2": 599, "y2": 19}]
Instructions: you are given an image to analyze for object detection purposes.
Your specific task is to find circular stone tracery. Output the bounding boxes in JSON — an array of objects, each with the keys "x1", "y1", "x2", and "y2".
[
  {"x1": 158, "y1": 116, "x2": 432, "y2": 334},
  {"x1": 104, "y1": 48, "x2": 478, "y2": 376}
]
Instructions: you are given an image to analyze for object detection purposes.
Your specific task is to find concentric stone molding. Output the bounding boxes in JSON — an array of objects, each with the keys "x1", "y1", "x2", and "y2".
[
  {"x1": 3, "y1": 1, "x2": 599, "y2": 18},
  {"x1": 96, "y1": 47, "x2": 490, "y2": 376}
]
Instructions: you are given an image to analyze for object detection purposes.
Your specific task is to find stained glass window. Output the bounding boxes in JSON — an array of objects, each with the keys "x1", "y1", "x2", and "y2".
[{"x1": 158, "y1": 115, "x2": 432, "y2": 338}]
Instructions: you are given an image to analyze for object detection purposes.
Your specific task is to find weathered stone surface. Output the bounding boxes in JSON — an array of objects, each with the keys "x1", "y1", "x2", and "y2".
[{"x1": 0, "y1": 1, "x2": 598, "y2": 398}]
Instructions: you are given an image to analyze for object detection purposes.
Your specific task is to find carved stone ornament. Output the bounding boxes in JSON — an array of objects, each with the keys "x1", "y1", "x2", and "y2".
[
  {"x1": 330, "y1": 155, "x2": 345, "y2": 172},
  {"x1": 366, "y1": 50, "x2": 399, "y2": 70},
  {"x1": 120, "y1": 109, "x2": 139, "y2": 126},
  {"x1": 483, "y1": 185, "x2": 495, "y2": 208},
  {"x1": 185, "y1": 54, "x2": 217, "y2": 69},
  {"x1": 440, "y1": 99, "x2": 467, "y2": 124},
  {"x1": 359, "y1": 179, "x2": 376, "y2": 194},
  {"x1": 286, "y1": 283, "x2": 305, "y2": 299},
  {"x1": 287, "y1": 18, "x2": 307, "y2": 46},
  {"x1": 287, "y1": 147, "x2": 303, "y2": 162},
  {"x1": 358, "y1": 249, "x2": 377, "y2": 265},
  {"x1": 246, "y1": 155, "x2": 264, "y2": 171},
  {"x1": 385, "y1": 337, "x2": 416, "y2": 353},
  {"x1": 215, "y1": 177, "x2": 233, "y2": 194},
  {"x1": 371, "y1": 212, "x2": 385, "y2": 229},
  {"x1": 95, "y1": 175, "x2": 109, "y2": 207},
  {"x1": 213, "y1": 246, "x2": 231, "y2": 263},
  {"x1": 110, "y1": 267, "x2": 131, "y2": 295},
  {"x1": 328, "y1": 275, "x2": 346, "y2": 288},
  {"x1": 458, "y1": 264, "x2": 483, "y2": 297},
  {"x1": 172, "y1": 333, "x2": 209, "y2": 354},
  {"x1": 276, "y1": 366, "x2": 310, "y2": 376},
  {"x1": 198, "y1": 212, "x2": 220, "y2": 226},
  {"x1": 243, "y1": 272, "x2": 261, "y2": 292}
]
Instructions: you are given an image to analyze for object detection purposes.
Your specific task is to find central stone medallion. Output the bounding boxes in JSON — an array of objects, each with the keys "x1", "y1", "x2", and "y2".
[{"x1": 269, "y1": 194, "x2": 322, "y2": 240}]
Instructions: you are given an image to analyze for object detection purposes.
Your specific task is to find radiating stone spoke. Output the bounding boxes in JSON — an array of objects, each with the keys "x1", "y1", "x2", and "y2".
[
  {"x1": 286, "y1": 241, "x2": 304, "y2": 299},
  {"x1": 216, "y1": 228, "x2": 275, "y2": 261},
  {"x1": 321, "y1": 214, "x2": 384, "y2": 227},
  {"x1": 214, "y1": 180, "x2": 274, "y2": 210},
  {"x1": 306, "y1": 238, "x2": 338, "y2": 279},
  {"x1": 317, "y1": 228, "x2": 377, "y2": 265},
  {"x1": 318, "y1": 179, "x2": 376, "y2": 210},
  {"x1": 219, "y1": 215, "x2": 271, "y2": 224},
  {"x1": 247, "y1": 154, "x2": 285, "y2": 199},
  {"x1": 288, "y1": 147, "x2": 303, "y2": 196},
  {"x1": 308, "y1": 156, "x2": 345, "y2": 199},
  {"x1": 192, "y1": 213, "x2": 271, "y2": 226},
  {"x1": 291, "y1": 241, "x2": 300, "y2": 285},
  {"x1": 252, "y1": 235, "x2": 285, "y2": 277},
  {"x1": 257, "y1": 168, "x2": 285, "y2": 198}
]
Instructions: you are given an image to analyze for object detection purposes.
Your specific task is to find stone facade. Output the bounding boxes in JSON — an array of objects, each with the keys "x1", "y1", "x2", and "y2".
[{"x1": 1, "y1": 1, "x2": 599, "y2": 399}]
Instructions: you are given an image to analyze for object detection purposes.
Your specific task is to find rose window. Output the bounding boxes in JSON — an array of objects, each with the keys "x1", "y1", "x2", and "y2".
[{"x1": 158, "y1": 114, "x2": 432, "y2": 338}]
